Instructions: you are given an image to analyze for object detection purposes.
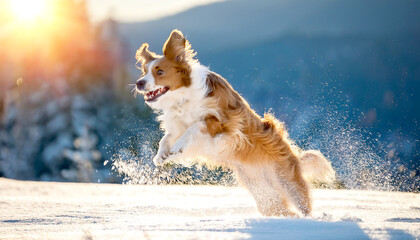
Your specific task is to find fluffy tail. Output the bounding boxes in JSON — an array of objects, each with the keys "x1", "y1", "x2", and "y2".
[{"x1": 299, "y1": 150, "x2": 335, "y2": 184}]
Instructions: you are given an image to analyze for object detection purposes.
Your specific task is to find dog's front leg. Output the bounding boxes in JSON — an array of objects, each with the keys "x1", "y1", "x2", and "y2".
[
  {"x1": 170, "y1": 121, "x2": 203, "y2": 156},
  {"x1": 153, "y1": 133, "x2": 172, "y2": 166}
]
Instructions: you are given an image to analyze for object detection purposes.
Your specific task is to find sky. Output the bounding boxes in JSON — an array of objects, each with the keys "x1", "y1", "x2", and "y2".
[{"x1": 86, "y1": 0, "x2": 225, "y2": 23}]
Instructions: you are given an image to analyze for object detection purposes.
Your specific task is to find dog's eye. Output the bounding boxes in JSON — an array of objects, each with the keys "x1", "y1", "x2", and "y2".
[{"x1": 157, "y1": 70, "x2": 164, "y2": 75}]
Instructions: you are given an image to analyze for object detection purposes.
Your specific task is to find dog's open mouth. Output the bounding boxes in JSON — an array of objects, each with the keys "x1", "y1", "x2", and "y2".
[{"x1": 144, "y1": 86, "x2": 170, "y2": 102}]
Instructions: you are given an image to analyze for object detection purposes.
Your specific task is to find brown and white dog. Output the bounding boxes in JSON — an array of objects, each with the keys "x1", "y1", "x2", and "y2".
[{"x1": 135, "y1": 30, "x2": 335, "y2": 217}]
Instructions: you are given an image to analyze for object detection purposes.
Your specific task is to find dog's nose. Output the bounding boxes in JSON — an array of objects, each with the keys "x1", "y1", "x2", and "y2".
[{"x1": 136, "y1": 80, "x2": 146, "y2": 90}]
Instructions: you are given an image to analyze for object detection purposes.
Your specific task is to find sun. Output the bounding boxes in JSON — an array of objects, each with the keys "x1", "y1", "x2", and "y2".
[{"x1": 9, "y1": 0, "x2": 49, "y2": 22}]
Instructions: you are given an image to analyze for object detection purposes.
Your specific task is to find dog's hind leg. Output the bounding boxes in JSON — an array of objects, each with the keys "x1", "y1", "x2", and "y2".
[
  {"x1": 256, "y1": 196, "x2": 299, "y2": 217},
  {"x1": 293, "y1": 177, "x2": 312, "y2": 216},
  {"x1": 235, "y1": 163, "x2": 299, "y2": 217},
  {"x1": 275, "y1": 159, "x2": 312, "y2": 216}
]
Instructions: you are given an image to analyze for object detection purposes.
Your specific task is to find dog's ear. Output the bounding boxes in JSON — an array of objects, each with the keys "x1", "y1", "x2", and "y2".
[
  {"x1": 163, "y1": 29, "x2": 195, "y2": 62},
  {"x1": 136, "y1": 43, "x2": 157, "y2": 66}
]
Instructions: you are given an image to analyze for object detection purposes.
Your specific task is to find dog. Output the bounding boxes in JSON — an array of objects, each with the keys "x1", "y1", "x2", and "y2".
[{"x1": 135, "y1": 29, "x2": 335, "y2": 217}]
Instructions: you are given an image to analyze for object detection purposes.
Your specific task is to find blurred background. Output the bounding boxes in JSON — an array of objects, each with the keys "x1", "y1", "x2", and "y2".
[{"x1": 0, "y1": 0, "x2": 418, "y2": 191}]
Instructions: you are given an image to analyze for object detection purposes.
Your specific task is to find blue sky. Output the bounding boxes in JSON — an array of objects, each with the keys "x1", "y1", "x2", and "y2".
[{"x1": 86, "y1": 0, "x2": 225, "y2": 23}]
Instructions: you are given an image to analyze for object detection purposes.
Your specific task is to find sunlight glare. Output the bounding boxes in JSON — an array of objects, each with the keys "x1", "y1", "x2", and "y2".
[{"x1": 10, "y1": 0, "x2": 48, "y2": 22}]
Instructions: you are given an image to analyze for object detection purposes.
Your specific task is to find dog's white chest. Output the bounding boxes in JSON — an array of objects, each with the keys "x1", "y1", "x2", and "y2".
[
  {"x1": 160, "y1": 97, "x2": 206, "y2": 139},
  {"x1": 170, "y1": 99, "x2": 203, "y2": 124},
  {"x1": 172, "y1": 99, "x2": 189, "y2": 116}
]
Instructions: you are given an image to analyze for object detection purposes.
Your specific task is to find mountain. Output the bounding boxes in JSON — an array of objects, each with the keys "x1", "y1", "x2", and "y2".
[{"x1": 119, "y1": 0, "x2": 419, "y2": 54}]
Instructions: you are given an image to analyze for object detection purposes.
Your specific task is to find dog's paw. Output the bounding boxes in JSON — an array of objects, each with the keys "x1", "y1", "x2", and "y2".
[{"x1": 152, "y1": 152, "x2": 170, "y2": 166}]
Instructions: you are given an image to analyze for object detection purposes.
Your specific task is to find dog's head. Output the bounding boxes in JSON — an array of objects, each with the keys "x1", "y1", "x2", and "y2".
[{"x1": 135, "y1": 30, "x2": 195, "y2": 107}]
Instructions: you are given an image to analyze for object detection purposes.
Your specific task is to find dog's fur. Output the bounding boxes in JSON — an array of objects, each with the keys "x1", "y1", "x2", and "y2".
[{"x1": 135, "y1": 30, "x2": 335, "y2": 217}]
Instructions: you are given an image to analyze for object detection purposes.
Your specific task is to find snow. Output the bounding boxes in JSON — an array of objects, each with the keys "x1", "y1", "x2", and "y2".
[{"x1": 0, "y1": 178, "x2": 419, "y2": 239}]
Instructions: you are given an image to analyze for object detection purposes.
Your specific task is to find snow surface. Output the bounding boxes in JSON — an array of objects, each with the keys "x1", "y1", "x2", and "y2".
[{"x1": 0, "y1": 178, "x2": 419, "y2": 240}]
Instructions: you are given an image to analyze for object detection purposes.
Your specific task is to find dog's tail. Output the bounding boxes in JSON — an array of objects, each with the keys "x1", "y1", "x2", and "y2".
[{"x1": 299, "y1": 150, "x2": 335, "y2": 184}]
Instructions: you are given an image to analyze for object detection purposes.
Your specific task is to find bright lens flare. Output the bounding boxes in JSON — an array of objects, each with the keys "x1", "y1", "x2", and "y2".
[{"x1": 9, "y1": 0, "x2": 48, "y2": 22}]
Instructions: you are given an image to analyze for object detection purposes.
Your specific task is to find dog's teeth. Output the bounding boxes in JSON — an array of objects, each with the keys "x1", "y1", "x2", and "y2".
[{"x1": 144, "y1": 87, "x2": 167, "y2": 101}]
